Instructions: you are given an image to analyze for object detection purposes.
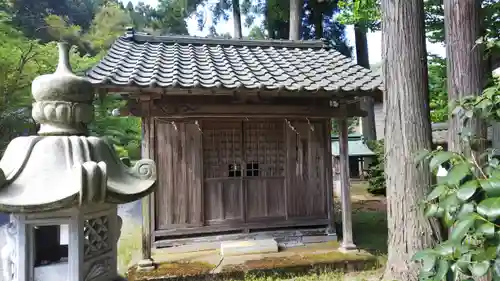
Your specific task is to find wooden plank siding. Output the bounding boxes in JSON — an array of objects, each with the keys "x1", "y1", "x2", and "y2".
[
  {"x1": 155, "y1": 120, "x2": 203, "y2": 229},
  {"x1": 152, "y1": 118, "x2": 330, "y2": 242}
]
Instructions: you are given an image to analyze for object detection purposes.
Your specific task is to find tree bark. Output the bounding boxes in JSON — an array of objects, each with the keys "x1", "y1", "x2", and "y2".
[
  {"x1": 444, "y1": 1, "x2": 487, "y2": 280},
  {"x1": 289, "y1": 0, "x2": 302, "y2": 40},
  {"x1": 355, "y1": 26, "x2": 376, "y2": 140},
  {"x1": 381, "y1": 0, "x2": 442, "y2": 280},
  {"x1": 444, "y1": 0, "x2": 486, "y2": 155},
  {"x1": 355, "y1": 24, "x2": 376, "y2": 170},
  {"x1": 232, "y1": 0, "x2": 242, "y2": 39},
  {"x1": 312, "y1": 1, "x2": 323, "y2": 39}
]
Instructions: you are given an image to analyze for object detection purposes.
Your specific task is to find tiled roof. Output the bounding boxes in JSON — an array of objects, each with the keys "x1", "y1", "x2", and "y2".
[
  {"x1": 86, "y1": 31, "x2": 382, "y2": 94},
  {"x1": 331, "y1": 139, "x2": 375, "y2": 156}
]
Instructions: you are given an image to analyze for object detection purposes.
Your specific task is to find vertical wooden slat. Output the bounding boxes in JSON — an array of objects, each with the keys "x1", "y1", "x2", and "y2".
[
  {"x1": 263, "y1": 179, "x2": 268, "y2": 216},
  {"x1": 325, "y1": 119, "x2": 335, "y2": 234},
  {"x1": 317, "y1": 122, "x2": 326, "y2": 215},
  {"x1": 241, "y1": 121, "x2": 247, "y2": 225},
  {"x1": 166, "y1": 122, "x2": 175, "y2": 224},
  {"x1": 285, "y1": 120, "x2": 296, "y2": 219},
  {"x1": 218, "y1": 181, "x2": 224, "y2": 219},
  {"x1": 149, "y1": 117, "x2": 156, "y2": 243},
  {"x1": 307, "y1": 123, "x2": 316, "y2": 215},
  {"x1": 338, "y1": 118, "x2": 356, "y2": 250},
  {"x1": 188, "y1": 122, "x2": 204, "y2": 226},
  {"x1": 181, "y1": 123, "x2": 188, "y2": 224}
]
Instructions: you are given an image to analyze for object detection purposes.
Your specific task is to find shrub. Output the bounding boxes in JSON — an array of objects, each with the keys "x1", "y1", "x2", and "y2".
[
  {"x1": 412, "y1": 78, "x2": 500, "y2": 280},
  {"x1": 366, "y1": 140, "x2": 386, "y2": 196}
]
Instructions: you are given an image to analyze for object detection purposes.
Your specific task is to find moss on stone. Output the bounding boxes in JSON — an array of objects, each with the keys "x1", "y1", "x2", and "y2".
[
  {"x1": 127, "y1": 261, "x2": 215, "y2": 281},
  {"x1": 127, "y1": 251, "x2": 378, "y2": 281},
  {"x1": 222, "y1": 250, "x2": 377, "y2": 274}
]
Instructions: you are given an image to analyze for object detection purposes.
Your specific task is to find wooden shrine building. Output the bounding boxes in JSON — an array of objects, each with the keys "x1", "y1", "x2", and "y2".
[{"x1": 86, "y1": 29, "x2": 382, "y2": 257}]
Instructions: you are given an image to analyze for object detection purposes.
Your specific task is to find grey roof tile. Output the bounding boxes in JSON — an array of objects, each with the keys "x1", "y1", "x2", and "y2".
[{"x1": 86, "y1": 32, "x2": 383, "y2": 94}]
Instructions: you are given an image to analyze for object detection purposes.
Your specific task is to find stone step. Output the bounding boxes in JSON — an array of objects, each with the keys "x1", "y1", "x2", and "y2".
[{"x1": 220, "y1": 239, "x2": 278, "y2": 257}]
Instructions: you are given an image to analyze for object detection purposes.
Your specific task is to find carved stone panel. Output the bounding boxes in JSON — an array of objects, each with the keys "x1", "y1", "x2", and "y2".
[{"x1": 83, "y1": 216, "x2": 110, "y2": 259}]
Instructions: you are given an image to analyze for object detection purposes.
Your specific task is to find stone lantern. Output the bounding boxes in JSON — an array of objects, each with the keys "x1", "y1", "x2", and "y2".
[{"x1": 0, "y1": 42, "x2": 156, "y2": 281}]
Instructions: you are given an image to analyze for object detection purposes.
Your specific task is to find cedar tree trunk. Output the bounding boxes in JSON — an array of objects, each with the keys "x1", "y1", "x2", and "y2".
[
  {"x1": 312, "y1": 0, "x2": 323, "y2": 39},
  {"x1": 232, "y1": 0, "x2": 242, "y2": 39},
  {"x1": 289, "y1": 0, "x2": 302, "y2": 40},
  {"x1": 381, "y1": 0, "x2": 442, "y2": 280},
  {"x1": 444, "y1": 1, "x2": 487, "y2": 279},
  {"x1": 355, "y1": 24, "x2": 376, "y2": 170},
  {"x1": 444, "y1": 0, "x2": 486, "y2": 155},
  {"x1": 355, "y1": 26, "x2": 376, "y2": 140}
]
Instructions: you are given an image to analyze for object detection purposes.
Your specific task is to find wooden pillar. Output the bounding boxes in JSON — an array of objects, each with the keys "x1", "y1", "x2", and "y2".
[
  {"x1": 325, "y1": 119, "x2": 335, "y2": 235},
  {"x1": 138, "y1": 96, "x2": 155, "y2": 271},
  {"x1": 338, "y1": 118, "x2": 356, "y2": 251}
]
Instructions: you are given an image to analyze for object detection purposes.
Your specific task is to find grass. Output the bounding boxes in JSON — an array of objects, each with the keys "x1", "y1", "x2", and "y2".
[
  {"x1": 118, "y1": 181, "x2": 388, "y2": 281},
  {"x1": 117, "y1": 220, "x2": 142, "y2": 275}
]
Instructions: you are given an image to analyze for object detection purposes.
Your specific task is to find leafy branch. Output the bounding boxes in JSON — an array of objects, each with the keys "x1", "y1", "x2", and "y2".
[{"x1": 412, "y1": 79, "x2": 500, "y2": 280}]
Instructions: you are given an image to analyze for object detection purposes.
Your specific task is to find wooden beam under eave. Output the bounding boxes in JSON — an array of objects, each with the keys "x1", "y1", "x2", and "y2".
[
  {"x1": 91, "y1": 84, "x2": 380, "y2": 100},
  {"x1": 127, "y1": 101, "x2": 366, "y2": 118}
]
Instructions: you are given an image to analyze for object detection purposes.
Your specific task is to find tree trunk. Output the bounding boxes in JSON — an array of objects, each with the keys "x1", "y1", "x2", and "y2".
[
  {"x1": 232, "y1": 0, "x2": 242, "y2": 39},
  {"x1": 444, "y1": 0, "x2": 486, "y2": 155},
  {"x1": 313, "y1": 1, "x2": 323, "y2": 39},
  {"x1": 289, "y1": 0, "x2": 302, "y2": 40},
  {"x1": 444, "y1": 1, "x2": 487, "y2": 280},
  {"x1": 381, "y1": 0, "x2": 442, "y2": 280},
  {"x1": 355, "y1": 26, "x2": 376, "y2": 141},
  {"x1": 354, "y1": 25, "x2": 376, "y2": 170}
]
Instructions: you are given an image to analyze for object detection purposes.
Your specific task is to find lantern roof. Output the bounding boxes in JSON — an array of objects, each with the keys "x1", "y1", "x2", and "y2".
[{"x1": 0, "y1": 42, "x2": 156, "y2": 213}]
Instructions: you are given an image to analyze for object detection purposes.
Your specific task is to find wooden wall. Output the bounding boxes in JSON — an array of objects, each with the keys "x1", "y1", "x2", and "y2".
[{"x1": 152, "y1": 118, "x2": 330, "y2": 242}]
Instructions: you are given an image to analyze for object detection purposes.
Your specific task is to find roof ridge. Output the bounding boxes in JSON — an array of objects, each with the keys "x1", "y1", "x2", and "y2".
[{"x1": 122, "y1": 27, "x2": 328, "y2": 49}]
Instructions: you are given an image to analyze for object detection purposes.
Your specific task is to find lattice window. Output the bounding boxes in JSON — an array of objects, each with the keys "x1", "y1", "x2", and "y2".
[
  {"x1": 84, "y1": 216, "x2": 110, "y2": 259},
  {"x1": 202, "y1": 121, "x2": 242, "y2": 178},
  {"x1": 246, "y1": 162, "x2": 259, "y2": 177},
  {"x1": 243, "y1": 121, "x2": 285, "y2": 177},
  {"x1": 202, "y1": 120, "x2": 285, "y2": 178}
]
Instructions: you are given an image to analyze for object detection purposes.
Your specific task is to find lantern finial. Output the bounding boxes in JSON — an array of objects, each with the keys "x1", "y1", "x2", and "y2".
[{"x1": 31, "y1": 42, "x2": 94, "y2": 135}]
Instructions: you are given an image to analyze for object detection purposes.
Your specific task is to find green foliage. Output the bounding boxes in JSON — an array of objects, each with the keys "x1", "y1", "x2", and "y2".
[
  {"x1": 90, "y1": 95, "x2": 142, "y2": 160},
  {"x1": 154, "y1": 0, "x2": 203, "y2": 35},
  {"x1": 366, "y1": 140, "x2": 386, "y2": 196},
  {"x1": 426, "y1": 0, "x2": 500, "y2": 45},
  {"x1": 428, "y1": 55, "x2": 448, "y2": 123},
  {"x1": 453, "y1": 77, "x2": 500, "y2": 124},
  {"x1": 413, "y1": 80, "x2": 500, "y2": 280},
  {"x1": 337, "y1": 0, "x2": 381, "y2": 31},
  {"x1": 84, "y1": 2, "x2": 133, "y2": 51},
  {"x1": 0, "y1": 4, "x2": 143, "y2": 158},
  {"x1": 331, "y1": 118, "x2": 359, "y2": 134},
  {"x1": 247, "y1": 25, "x2": 267, "y2": 39},
  {"x1": 0, "y1": 12, "x2": 95, "y2": 152}
]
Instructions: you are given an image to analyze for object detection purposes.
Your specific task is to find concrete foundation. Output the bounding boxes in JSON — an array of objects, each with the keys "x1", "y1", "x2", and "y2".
[{"x1": 220, "y1": 239, "x2": 279, "y2": 257}]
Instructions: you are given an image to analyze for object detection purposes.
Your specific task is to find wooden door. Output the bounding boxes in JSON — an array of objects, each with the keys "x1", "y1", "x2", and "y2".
[
  {"x1": 202, "y1": 121, "x2": 244, "y2": 226},
  {"x1": 155, "y1": 120, "x2": 203, "y2": 230},
  {"x1": 201, "y1": 120, "x2": 287, "y2": 227},
  {"x1": 243, "y1": 121, "x2": 286, "y2": 221},
  {"x1": 285, "y1": 121, "x2": 328, "y2": 219}
]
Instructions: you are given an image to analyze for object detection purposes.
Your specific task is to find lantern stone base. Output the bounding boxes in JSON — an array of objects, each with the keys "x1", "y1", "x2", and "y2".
[{"x1": 34, "y1": 263, "x2": 68, "y2": 281}]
